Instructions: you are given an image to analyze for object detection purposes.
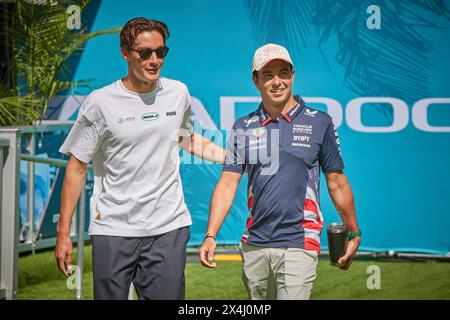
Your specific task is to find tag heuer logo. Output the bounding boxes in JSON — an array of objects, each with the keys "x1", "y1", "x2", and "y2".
[
  {"x1": 253, "y1": 127, "x2": 265, "y2": 137},
  {"x1": 141, "y1": 112, "x2": 160, "y2": 121},
  {"x1": 305, "y1": 108, "x2": 318, "y2": 117}
]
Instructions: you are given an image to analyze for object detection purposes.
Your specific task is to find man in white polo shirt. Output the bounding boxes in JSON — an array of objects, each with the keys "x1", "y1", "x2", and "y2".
[{"x1": 54, "y1": 17, "x2": 225, "y2": 300}]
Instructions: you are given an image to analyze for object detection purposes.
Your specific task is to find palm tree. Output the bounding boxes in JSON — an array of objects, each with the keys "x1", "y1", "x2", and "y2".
[{"x1": 0, "y1": 0, "x2": 120, "y2": 126}]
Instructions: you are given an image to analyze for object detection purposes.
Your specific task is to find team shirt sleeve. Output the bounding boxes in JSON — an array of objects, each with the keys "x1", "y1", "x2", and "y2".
[
  {"x1": 222, "y1": 123, "x2": 246, "y2": 174},
  {"x1": 319, "y1": 120, "x2": 345, "y2": 173},
  {"x1": 59, "y1": 96, "x2": 105, "y2": 164}
]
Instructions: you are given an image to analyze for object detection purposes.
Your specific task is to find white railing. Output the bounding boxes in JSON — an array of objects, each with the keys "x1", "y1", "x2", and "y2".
[
  {"x1": 0, "y1": 121, "x2": 88, "y2": 300},
  {"x1": 0, "y1": 137, "x2": 11, "y2": 300},
  {"x1": 20, "y1": 154, "x2": 88, "y2": 300}
]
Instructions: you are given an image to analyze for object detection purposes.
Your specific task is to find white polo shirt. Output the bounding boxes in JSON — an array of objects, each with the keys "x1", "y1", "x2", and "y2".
[{"x1": 59, "y1": 77, "x2": 194, "y2": 236}]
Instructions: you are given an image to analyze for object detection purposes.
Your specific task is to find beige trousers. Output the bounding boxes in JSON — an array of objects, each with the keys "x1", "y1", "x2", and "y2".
[{"x1": 239, "y1": 242, "x2": 319, "y2": 300}]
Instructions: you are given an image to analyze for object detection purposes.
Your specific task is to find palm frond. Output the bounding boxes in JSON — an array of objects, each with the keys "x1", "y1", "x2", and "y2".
[
  {"x1": 0, "y1": 95, "x2": 40, "y2": 126},
  {"x1": 38, "y1": 79, "x2": 90, "y2": 122},
  {"x1": 312, "y1": 0, "x2": 450, "y2": 118},
  {"x1": 243, "y1": 0, "x2": 316, "y2": 48},
  {"x1": 0, "y1": 0, "x2": 120, "y2": 126},
  {"x1": 405, "y1": 0, "x2": 450, "y2": 18},
  {"x1": 243, "y1": 0, "x2": 449, "y2": 120}
]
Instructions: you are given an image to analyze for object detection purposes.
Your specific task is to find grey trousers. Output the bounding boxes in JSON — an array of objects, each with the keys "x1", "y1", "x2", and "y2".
[
  {"x1": 239, "y1": 242, "x2": 319, "y2": 300},
  {"x1": 91, "y1": 226, "x2": 190, "y2": 300}
]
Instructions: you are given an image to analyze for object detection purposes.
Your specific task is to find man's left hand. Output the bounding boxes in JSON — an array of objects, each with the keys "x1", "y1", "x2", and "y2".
[{"x1": 337, "y1": 236, "x2": 361, "y2": 270}]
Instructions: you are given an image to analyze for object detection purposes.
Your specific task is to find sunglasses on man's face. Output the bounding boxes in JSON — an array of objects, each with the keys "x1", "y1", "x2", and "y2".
[{"x1": 128, "y1": 46, "x2": 169, "y2": 60}]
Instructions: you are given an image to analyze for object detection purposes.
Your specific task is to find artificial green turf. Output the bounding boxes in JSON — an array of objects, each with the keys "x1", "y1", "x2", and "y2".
[{"x1": 18, "y1": 244, "x2": 450, "y2": 300}]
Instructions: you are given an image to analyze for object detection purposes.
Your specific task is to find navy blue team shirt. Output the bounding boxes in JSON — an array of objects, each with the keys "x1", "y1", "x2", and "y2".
[{"x1": 223, "y1": 96, "x2": 344, "y2": 253}]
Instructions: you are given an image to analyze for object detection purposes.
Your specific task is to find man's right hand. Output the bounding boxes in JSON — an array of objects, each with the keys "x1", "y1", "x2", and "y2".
[
  {"x1": 54, "y1": 235, "x2": 73, "y2": 277},
  {"x1": 199, "y1": 237, "x2": 217, "y2": 268}
]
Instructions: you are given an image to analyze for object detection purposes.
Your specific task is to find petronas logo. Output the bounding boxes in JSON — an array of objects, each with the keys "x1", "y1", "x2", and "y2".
[{"x1": 141, "y1": 112, "x2": 160, "y2": 121}]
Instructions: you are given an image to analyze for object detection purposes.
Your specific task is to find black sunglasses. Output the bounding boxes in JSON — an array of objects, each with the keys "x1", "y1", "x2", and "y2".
[{"x1": 128, "y1": 46, "x2": 169, "y2": 60}]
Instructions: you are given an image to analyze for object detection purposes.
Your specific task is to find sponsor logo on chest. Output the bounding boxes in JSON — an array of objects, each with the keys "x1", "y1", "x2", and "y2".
[
  {"x1": 292, "y1": 134, "x2": 311, "y2": 148},
  {"x1": 305, "y1": 108, "x2": 318, "y2": 117},
  {"x1": 293, "y1": 124, "x2": 312, "y2": 134},
  {"x1": 117, "y1": 116, "x2": 136, "y2": 124},
  {"x1": 252, "y1": 127, "x2": 265, "y2": 137},
  {"x1": 293, "y1": 135, "x2": 310, "y2": 142},
  {"x1": 244, "y1": 116, "x2": 259, "y2": 127},
  {"x1": 141, "y1": 112, "x2": 160, "y2": 121},
  {"x1": 249, "y1": 137, "x2": 266, "y2": 150}
]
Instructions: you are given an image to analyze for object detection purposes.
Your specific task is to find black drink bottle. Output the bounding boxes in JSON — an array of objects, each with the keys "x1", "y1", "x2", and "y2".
[{"x1": 327, "y1": 223, "x2": 347, "y2": 266}]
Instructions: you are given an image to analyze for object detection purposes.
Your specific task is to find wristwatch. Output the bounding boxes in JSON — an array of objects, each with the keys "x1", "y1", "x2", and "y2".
[{"x1": 203, "y1": 235, "x2": 216, "y2": 242}]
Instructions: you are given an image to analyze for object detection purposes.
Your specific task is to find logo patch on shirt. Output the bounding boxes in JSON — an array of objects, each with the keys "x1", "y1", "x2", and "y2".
[
  {"x1": 293, "y1": 124, "x2": 312, "y2": 134},
  {"x1": 141, "y1": 112, "x2": 160, "y2": 121},
  {"x1": 118, "y1": 116, "x2": 136, "y2": 124},
  {"x1": 166, "y1": 111, "x2": 177, "y2": 117},
  {"x1": 305, "y1": 108, "x2": 318, "y2": 117},
  {"x1": 244, "y1": 116, "x2": 259, "y2": 127},
  {"x1": 95, "y1": 213, "x2": 102, "y2": 221},
  {"x1": 252, "y1": 127, "x2": 265, "y2": 137},
  {"x1": 292, "y1": 142, "x2": 311, "y2": 148},
  {"x1": 292, "y1": 135, "x2": 311, "y2": 148},
  {"x1": 293, "y1": 135, "x2": 310, "y2": 142},
  {"x1": 334, "y1": 128, "x2": 342, "y2": 154},
  {"x1": 249, "y1": 137, "x2": 266, "y2": 150},
  {"x1": 289, "y1": 104, "x2": 301, "y2": 117}
]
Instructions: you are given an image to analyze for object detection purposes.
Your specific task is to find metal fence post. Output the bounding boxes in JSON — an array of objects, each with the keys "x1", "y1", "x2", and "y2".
[
  {"x1": 0, "y1": 130, "x2": 21, "y2": 300},
  {"x1": 20, "y1": 151, "x2": 91, "y2": 300},
  {"x1": 0, "y1": 138, "x2": 8, "y2": 299}
]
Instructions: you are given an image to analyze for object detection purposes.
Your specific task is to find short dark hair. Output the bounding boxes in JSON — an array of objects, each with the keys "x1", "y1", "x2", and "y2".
[
  {"x1": 252, "y1": 64, "x2": 294, "y2": 80},
  {"x1": 120, "y1": 17, "x2": 169, "y2": 50}
]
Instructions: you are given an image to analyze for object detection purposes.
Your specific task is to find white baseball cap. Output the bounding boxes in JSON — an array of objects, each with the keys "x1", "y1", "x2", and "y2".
[{"x1": 252, "y1": 43, "x2": 293, "y2": 72}]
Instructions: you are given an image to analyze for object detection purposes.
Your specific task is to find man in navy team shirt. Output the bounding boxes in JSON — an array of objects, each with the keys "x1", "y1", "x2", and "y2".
[{"x1": 199, "y1": 43, "x2": 361, "y2": 300}]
